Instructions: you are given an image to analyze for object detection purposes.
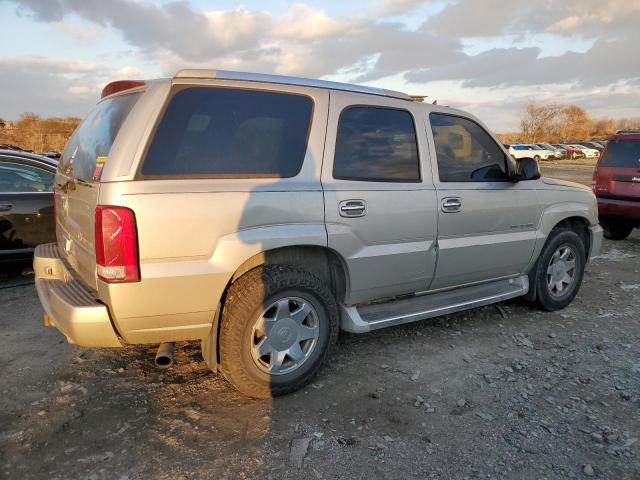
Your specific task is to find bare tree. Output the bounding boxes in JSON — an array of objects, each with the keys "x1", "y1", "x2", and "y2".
[{"x1": 519, "y1": 102, "x2": 561, "y2": 143}]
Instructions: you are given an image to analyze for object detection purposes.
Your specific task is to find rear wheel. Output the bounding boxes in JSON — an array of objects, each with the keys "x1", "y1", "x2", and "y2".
[
  {"x1": 532, "y1": 229, "x2": 586, "y2": 311},
  {"x1": 219, "y1": 265, "x2": 339, "y2": 398},
  {"x1": 601, "y1": 219, "x2": 634, "y2": 240}
]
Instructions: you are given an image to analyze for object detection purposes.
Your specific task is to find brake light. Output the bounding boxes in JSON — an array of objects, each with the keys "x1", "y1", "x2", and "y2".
[
  {"x1": 95, "y1": 206, "x2": 140, "y2": 283},
  {"x1": 101, "y1": 80, "x2": 145, "y2": 99}
]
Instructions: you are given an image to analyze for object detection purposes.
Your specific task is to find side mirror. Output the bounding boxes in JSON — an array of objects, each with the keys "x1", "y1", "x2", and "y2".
[{"x1": 512, "y1": 157, "x2": 541, "y2": 181}]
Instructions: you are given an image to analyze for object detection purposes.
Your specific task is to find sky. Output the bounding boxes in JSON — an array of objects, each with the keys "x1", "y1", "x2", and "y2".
[{"x1": 0, "y1": 0, "x2": 639, "y2": 131}]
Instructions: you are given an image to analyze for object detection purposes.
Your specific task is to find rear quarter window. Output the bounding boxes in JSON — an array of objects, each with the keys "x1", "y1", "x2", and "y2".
[
  {"x1": 140, "y1": 87, "x2": 313, "y2": 178},
  {"x1": 599, "y1": 139, "x2": 640, "y2": 168},
  {"x1": 60, "y1": 92, "x2": 141, "y2": 182}
]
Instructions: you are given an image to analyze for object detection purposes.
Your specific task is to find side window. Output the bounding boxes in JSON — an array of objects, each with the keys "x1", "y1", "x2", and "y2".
[
  {"x1": 430, "y1": 113, "x2": 508, "y2": 182},
  {"x1": 141, "y1": 87, "x2": 313, "y2": 178},
  {"x1": 0, "y1": 161, "x2": 54, "y2": 193},
  {"x1": 333, "y1": 106, "x2": 420, "y2": 182}
]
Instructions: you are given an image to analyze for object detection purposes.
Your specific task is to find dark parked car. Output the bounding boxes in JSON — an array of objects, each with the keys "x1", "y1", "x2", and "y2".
[
  {"x1": 592, "y1": 131, "x2": 640, "y2": 239},
  {"x1": 0, "y1": 150, "x2": 57, "y2": 262}
]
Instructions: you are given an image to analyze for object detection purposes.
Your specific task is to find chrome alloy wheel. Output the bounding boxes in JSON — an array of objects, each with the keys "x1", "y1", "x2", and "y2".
[
  {"x1": 546, "y1": 245, "x2": 577, "y2": 297},
  {"x1": 250, "y1": 297, "x2": 320, "y2": 375}
]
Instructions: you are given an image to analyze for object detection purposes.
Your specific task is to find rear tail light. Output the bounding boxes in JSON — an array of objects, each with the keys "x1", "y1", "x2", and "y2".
[
  {"x1": 95, "y1": 206, "x2": 140, "y2": 283},
  {"x1": 591, "y1": 168, "x2": 598, "y2": 193}
]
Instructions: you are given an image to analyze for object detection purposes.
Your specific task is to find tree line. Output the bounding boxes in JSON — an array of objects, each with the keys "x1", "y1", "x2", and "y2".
[
  {"x1": 0, "y1": 113, "x2": 81, "y2": 153},
  {"x1": 496, "y1": 102, "x2": 640, "y2": 145}
]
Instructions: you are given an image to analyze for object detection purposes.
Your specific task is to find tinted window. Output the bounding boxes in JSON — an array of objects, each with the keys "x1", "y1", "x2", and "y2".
[
  {"x1": 141, "y1": 88, "x2": 313, "y2": 178},
  {"x1": 61, "y1": 92, "x2": 140, "y2": 182},
  {"x1": 430, "y1": 113, "x2": 508, "y2": 182},
  {"x1": 0, "y1": 161, "x2": 54, "y2": 192},
  {"x1": 599, "y1": 139, "x2": 640, "y2": 167},
  {"x1": 333, "y1": 106, "x2": 420, "y2": 182}
]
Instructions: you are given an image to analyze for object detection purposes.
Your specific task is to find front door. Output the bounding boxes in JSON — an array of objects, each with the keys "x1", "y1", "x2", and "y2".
[
  {"x1": 322, "y1": 92, "x2": 439, "y2": 305},
  {"x1": 427, "y1": 112, "x2": 541, "y2": 290}
]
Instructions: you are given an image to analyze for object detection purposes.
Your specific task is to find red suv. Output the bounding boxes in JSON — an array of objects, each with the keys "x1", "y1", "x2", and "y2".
[{"x1": 592, "y1": 131, "x2": 640, "y2": 239}]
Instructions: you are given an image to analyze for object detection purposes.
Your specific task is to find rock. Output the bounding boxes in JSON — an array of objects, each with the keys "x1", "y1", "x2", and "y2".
[
  {"x1": 289, "y1": 438, "x2": 312, "y2": 469},
  {"x1": 383, "y1": 435, "x2": 393, "y2": 442},
  {"x1": 548, "y1": 333, "x2": 557, "y2": 338},
  {"x1": 583, "y1": 464, "x2": 594, "y2": 476},
  {"x1": 591, "y1": 433, "x2": 604, "y2": 443},
  {"x1": 456, "y1": 399, "x2": 466, "y2": 408},
  {"x1": 476, "y1": 412, "x2": 494, "y2": 421},
  {"x1": 116, "y1": 367, "x2": 125, "y2": 373},
  {"x1": 411, "y1": 371, "x2": 420, "y2": 382}
]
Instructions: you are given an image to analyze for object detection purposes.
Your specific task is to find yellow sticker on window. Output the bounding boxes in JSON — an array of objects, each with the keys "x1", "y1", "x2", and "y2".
[{"x1": 96, "y1": 156, "x2": 107, "y2": 166}]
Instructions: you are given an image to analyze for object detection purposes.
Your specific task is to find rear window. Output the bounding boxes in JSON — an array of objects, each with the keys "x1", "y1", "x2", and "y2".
[
  {"x1": 140, "y1": 87, "x2": 313, "y2": 178},
  {"x1": 599, "y1": 139, "x2": 640, "y2": 167},
  {"x1": 60, "y1": 92, "x2": 141, "y2": 182},
  {"x1": 333, "y1": 106, "x2": 420, "y2": 182}
]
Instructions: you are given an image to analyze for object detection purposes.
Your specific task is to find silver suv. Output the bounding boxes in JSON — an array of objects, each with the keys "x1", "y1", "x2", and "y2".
[{"x1": 34, "y1": 69, "x2": 603, "y2": 398}]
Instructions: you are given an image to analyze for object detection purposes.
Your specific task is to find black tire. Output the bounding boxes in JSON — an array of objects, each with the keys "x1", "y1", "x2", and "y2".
[
  {"x1": 219, "y1": 265, "x2": 339, "y2": 398},
  {"x1": 532, "y1": 228, "x2": 586, "y2": 311},
  {"x1": 601, "y1": 219, "x2": 634, "y2": 240}
]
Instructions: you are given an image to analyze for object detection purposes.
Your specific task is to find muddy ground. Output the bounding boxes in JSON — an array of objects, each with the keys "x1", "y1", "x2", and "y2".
[{"x1": 1, "y1": 162, "x2": 638, "y2": 480}]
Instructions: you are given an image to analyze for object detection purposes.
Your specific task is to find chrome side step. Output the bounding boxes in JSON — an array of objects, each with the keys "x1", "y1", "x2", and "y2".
[{"x1": 340, "y1": 275, "x2": 529, "y2": 333}]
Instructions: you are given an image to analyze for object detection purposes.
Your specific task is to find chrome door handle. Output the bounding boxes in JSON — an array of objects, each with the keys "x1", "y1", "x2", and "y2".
[
  {"x1": 339, "y1": 200, "x2": 366, "y2": 217},
  {"x1": 0, "y1": 204, "x2": 13, "y2": 212},
  {"x1": 441, "y1": 197, "x2": 462, "y2": 213}
]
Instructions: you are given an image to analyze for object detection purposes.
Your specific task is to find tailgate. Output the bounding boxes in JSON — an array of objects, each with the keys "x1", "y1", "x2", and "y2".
[
  {"x1": 595, "y1": 166, "x2": 640, "y2": 202},
  {"x1": 54, "y1": 91, "x2": 142, "y2": 289}
]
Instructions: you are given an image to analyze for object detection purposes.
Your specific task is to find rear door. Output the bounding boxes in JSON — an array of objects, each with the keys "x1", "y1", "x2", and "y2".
[
  {"x1": 0, "y1": 157, "x2": 55, "y2": 255},
  {"x1": 595, "y1": 138, "x2": 640, "y2": 201},
  {"x1": 427, "y1": 111, "x2": 540, "y2": 290},
  {"x1": 55, "y1": 91, "x2": 141, "y2": 288},
  {"x1": 322, "y1": 92, "x2": 438, "y2": 305}
]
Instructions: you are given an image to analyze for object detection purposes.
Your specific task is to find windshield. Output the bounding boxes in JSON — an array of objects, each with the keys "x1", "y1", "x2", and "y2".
[
  {"x1": 60, "y1": 92, "x2": 141, "y2": 182},
  {"x1": 600, "y1": 139, "x2": 640, "y2": 167}
]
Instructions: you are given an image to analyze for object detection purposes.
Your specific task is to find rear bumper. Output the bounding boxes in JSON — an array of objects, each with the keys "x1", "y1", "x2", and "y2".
[
  {"x1": 33, "y1": 243, "x2": 122, "y2": 347},
  {"x1": 589, "y1": 224, "x2": 603, "y2": 261},
  {"x1": 597, "y1": 197, "x2": 640, "y2": 222}
]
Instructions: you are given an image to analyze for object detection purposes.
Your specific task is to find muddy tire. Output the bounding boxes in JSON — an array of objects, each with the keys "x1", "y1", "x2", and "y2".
[
  {"x1": 219, "y1": 265, "x2": 339, "y2": 398},
  {"x1": 532, "y1": 228, "x2": 586, "y2": 311}
]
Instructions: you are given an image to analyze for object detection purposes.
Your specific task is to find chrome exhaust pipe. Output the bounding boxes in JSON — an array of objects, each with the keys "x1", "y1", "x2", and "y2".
[{"x1": 155, "y1": 342, "x2": 175, "y2": 368}]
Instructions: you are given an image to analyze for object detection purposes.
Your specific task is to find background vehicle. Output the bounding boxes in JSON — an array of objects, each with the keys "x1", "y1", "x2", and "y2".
[
  {"x1": 0, "y1": 150, "x2": 56, "y2": 263},
  {"x1": 575, "y1": 141, "x2": 604, "y2": 153},
  {"x1": 509, "y1": 144, "x2": 557, "y2": 160},
  {"x1": 33, "y1": 70, "x2": 602, "y2": 398},
  {"x1": 567, "y1": 144, "x2": 599, "y2": 158},
  {"x1": 535, "y1": 143, "x2": 564, "y2": 159},
  {"x1": 555, "y1": 144, "x2": 585, "y2": 159},
  {"x1": 592, "y1": 130, "x2": 640, "y2": 239}
]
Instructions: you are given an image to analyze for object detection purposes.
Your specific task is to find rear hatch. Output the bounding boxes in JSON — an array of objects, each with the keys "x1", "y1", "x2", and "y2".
[
  {"x1": 594, "y1": 137, "x2": 640, "y2": 202},
  {"x1": 54, "y1": 91, "x2": 141, "y2": 289}
]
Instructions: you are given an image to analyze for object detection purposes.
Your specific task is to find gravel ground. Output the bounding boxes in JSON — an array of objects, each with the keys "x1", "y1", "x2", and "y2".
[{"x1": 1, "y1": 165, "x2": 638, "y2": 480}]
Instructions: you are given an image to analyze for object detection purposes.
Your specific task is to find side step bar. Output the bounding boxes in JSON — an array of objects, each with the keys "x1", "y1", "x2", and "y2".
[{"x1": 340, "y1": 275, "x2": 529, "y2": 333}]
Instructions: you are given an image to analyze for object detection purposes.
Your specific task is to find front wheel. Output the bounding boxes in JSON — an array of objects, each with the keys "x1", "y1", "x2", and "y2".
[
  {"x1": 219, "y1": 265, "x2": 339, "y2": 398},
  {"x1": 601, "y1": 219, "x2": 634, "y2": 240},
  {"x1": 532, "y1": 229, "x2": 586, "y2": 311}
]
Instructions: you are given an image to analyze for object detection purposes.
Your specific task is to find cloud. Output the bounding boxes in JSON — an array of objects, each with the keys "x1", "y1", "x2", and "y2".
[
  {"x1": 4, "y1": 0, "x2": 640, "y2": 129},
  {"x1": 0, "y1": 56, "x2": 118, "y2": 119}
]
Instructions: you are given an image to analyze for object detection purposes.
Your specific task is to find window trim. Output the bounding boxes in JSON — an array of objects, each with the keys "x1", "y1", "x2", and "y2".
[
  {"x1": 135, "y1": 85, "x2": 315, "y2": 181},
  {"x1": 332, "y1": 104, "x2": 422, "y2": 183},
  {"x1": 429, "y1": 112, "x2": 512, "y2": 183}
]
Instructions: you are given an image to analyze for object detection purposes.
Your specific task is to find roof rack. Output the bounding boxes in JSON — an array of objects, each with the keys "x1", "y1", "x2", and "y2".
[
  {"x1": 616, "y1": 129, "x2": 640, "y2": 134},
  {"x1": 174, "y1": 69, "x2": 412, "y2": 101}
]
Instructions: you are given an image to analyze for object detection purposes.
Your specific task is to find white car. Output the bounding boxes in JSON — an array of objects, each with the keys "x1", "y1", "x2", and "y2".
[
  {"x1": 567, "y1": 144, "x2": 599, "y2": 158},
  {"x1": 509, "y1": 144, "x2": 557, "y2": 161}
]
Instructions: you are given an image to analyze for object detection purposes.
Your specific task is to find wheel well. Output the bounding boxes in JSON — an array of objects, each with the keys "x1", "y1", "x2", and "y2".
[
  {"x1": 229, "y1": 245, "x2": 348, "y2": 303},
  {"x1": 552, "y1": 216, "x2": 591, "y2": 259}
]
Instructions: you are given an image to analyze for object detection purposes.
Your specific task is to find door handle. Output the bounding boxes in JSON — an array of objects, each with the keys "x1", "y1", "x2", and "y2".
[
  {"x1": 441, "y1": 197, "x2": 462, "y2": 213},
  {"x1": 339, "y1": 200, "x2": 366, "y2": 218},
  {"x1": 0, "y1": 204, "x2": 13, "y2": 212}
]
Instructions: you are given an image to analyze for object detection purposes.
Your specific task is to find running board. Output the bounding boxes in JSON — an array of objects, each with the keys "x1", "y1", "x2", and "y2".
[{"x1": 340, "y1": 276, "x2": 529, "y2": 333}]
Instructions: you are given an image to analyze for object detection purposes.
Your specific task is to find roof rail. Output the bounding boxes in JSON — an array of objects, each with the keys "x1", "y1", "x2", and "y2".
[
  {"x1": 174, "y1": 69, "x2": 412, "y2": 101},
  {"x1": 616, "y1": 129, "x2": 640, "y2": 134}
]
